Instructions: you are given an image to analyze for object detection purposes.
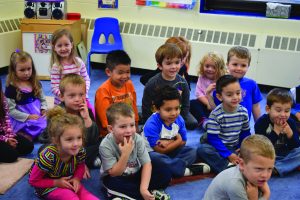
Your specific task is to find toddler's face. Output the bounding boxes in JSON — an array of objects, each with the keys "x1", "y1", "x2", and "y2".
[
  {"x1": 53, "y1": 35, "x2": 73, "y2": 59},
  {"x1": 239, "y1": 154, "x2": 274, "y2": 187},
  {"x1": 60, "y1": 83, "x2": 86, "y2": 113},
  {"x1": 227, "y1": 55, "x2": 249, "y2": 79},
  {"x1": 107, "y1": 64, "x2": 131, "y2": 88},
  {"x1": 108, "y1": 115, "x2": 136, "y2": 144},
  {"x1": 158, "y1": 57, "x2": 181, "y2": 81},
  {"x1": 58, "y1": 126, "x2": 83, "y2": 158},
  {"x1": 266, "y1": 102, "x2": 292, "y2": 125},
  {"x1": 217, "y1": 81, "x2": 241, "y2": 112},
  {"x1": 203, "y1": 58, "x2": 217, "y2": 80},
  {"x1": 15, "y1": 59, "x2": 32, "y2": 81},
  {"x1": 158, "y1": 99, "x2": 181, "y2": 126}
]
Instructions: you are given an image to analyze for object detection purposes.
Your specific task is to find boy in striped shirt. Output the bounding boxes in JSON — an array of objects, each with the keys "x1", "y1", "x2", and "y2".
[{"x1": 198, "y1": 75, "x2": 251, "y2": 173}]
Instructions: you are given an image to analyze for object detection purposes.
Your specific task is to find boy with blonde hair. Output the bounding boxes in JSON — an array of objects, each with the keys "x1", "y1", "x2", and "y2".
[
  {"x1": 99, "y1": 103, "x2": 171, "y2": 200},
  {"x1": 142, "y1": 43, "x2": 197, "y2": 129},
  {"x1": 255, "y1": 88, "x2": 300, "y2": 176},
  {"x1": 95, "y1": 50, "x2": 139, "y2": 137},
  {"x1": 213, "y1": 46, "x2": 262, "y2": 122},
  {"x1": 203, "y1": 134, "x2": 275, "y2": 200}
]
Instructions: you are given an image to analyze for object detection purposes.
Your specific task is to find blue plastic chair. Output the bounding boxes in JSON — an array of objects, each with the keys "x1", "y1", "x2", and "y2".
[{"x1": 86, "y1": 17, "x2": 123, "y2": 75}]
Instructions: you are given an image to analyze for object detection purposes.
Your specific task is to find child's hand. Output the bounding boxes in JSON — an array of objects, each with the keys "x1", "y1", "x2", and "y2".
[
  {"x1": 7, "y1": 137, "x2": 18, "y2": 148},
  {"x1": 157, "y1": 140, "x2": 173, "y2": 148},
  {"x1": 259, "y1": 182, "x2": 271, "y2": 200},
  {"x1": 54, "y1": 176, "x2": 73, "y2": 189},
  {"x1": 41, "y1": 109, "x2": 47, "y2": 117},
  {"x1": 205, "y1": 83, "x2": 216, "y2": 96},
  {"x1": 27, "y1": 114, "x2": 40, "y2": 120},
  {"x1": 79, "y1": 98, "x2": 92, "y2": 127},
  {"x1": 83, "y1": 164, "x2": 91, "y2": 179},
  {"x1": 79, "y1": 98, "x2": 89, "y2": 120},
  {"x1": 119, "y1": 136, "x2": 134, "y2": 157},
  {"x1": 228, "y1": 153, "x2": 240, "y2": 165},
  {"x1": 246, "y1": 181, "x2": 258, "y2": 200},
  {"x1": 68, "y1": 177, "x2": 81, "y2": 193},
  {"x1": 140, "y1": 189, "x2": 155, "y2": 200},
  {"x1": 281, "y1": 122, "x2": 293, "y2": 138},
  {"x1": 295, "y1": 112, "x2": 300, "y2": 121}
]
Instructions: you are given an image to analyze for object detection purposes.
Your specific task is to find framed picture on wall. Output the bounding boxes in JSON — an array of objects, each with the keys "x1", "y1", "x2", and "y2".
[{"x1": 98, "y1": 0, "x2": 118, "y2": 9}]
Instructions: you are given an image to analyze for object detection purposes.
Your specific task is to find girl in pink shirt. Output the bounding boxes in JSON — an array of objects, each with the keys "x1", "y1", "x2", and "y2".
[
  {"x1": 190, "y1": 52, "x2": 227, "y2": 125},
  {"x1": 50, "y1": 29, "x2": 91, "y2": 108},
  {"x1": 29, "y1": 107, "x2": 99, "y2": 200}
]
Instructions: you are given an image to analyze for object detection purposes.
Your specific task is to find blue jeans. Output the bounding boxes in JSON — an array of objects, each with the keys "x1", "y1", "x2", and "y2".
[
  {"x1": 276, "y1": 147, "x2": 300, "y2": 177},
  {"x1": 197, "y1": 143, "x2": 237, "y2": 173},
  {"x1": 149, "y1": 146, "x2": 197, "y2": 178},
  {"x1": 103, "y1": 161, "x2": 172, "y2": 200}
]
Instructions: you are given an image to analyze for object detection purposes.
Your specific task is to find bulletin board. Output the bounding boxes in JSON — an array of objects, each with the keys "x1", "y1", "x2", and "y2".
[{"x1": 136, "y1": 0, "x2": 196, "y2": 10}]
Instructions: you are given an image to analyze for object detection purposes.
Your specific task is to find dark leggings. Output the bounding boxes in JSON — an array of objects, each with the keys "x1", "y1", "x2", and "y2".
[{"x1": 0, "y1": 134, "x2": 34, "y2": 163}]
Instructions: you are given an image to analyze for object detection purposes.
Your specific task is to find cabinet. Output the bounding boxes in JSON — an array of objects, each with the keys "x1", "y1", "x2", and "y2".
[{"x1": 20, "y1": 19, "x2": 81, "y2": 79}]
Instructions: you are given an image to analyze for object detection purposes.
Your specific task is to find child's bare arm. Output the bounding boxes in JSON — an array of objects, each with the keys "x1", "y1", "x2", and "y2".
[
  {"x1": 197, "y1": 96, "x2": 212, "y2": 110},
  {"x1": 140, "y1": 162, "x2": 155, "y2": 200},
  {"x1": 79, "y1": 98, "x2": 92, "y2": 128},
  {"x1": 246, "y1": 181, "x2": 259, "y2": 200},
  {"x1": 252, "y1": 103, "x2": 261, "y2": 122},
  {"x1": 108, "y1": 137, "x2": 134, "y2": 176},
  {"x1": 153, "y1": 134, "x2": 185, "y2": 154},
  {"x1": 260, "y1": 182, "x2": 271, "y2": 200}
]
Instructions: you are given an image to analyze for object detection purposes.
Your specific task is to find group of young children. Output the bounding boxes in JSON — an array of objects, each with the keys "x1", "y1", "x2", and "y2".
[{"x1": 0, "y1": 27, "x2": 300, "y2": 200}]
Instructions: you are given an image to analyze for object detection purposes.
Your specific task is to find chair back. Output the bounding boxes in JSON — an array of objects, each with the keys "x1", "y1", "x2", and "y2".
[{"x1": 91, "y1": 17, "x2": 123, "y2": 52}]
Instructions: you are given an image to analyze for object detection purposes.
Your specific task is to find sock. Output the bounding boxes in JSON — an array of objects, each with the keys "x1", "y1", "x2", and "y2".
[{"x1": 184, "y1": 168, "x2": 192, "y2": 176}]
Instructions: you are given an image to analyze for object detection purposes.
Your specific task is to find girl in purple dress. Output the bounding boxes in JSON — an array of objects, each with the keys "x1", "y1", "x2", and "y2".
[
  {"x1": 0, "y1": 80, "x2": 33, "y2": 162},
  {"x1": 5, "y1": 50, "x2": 47, "y2": 141}
]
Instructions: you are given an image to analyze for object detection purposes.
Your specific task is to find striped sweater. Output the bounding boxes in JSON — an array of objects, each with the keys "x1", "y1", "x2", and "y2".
[
  {"x1": 50, "y1": 57, "x2": 90, "y2": 104},
  {"x1": 206, "y1": 103, "x2": 251, "y2": 158}
]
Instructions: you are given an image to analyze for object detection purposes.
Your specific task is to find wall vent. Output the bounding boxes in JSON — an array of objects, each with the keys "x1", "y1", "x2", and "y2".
[
  {"x1": 0, "y1": 18, "x2": 21, "y2": 33},
  {"x1": 88, "y1": 21, "x2": 257, "y2": 48},
  {"x1": 265, "y1": 35, "x2": 299, "y2": 51}
]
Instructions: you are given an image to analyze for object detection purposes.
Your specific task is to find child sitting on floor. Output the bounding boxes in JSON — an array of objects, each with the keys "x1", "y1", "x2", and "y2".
[
  {"x1": 255, "y1": 88, "x2": 300, "y2": 177},
  {"x1": 203, "y1": 134, "x2": 275, "y2": 200},
  {"x1": 99, "y1": 103, "x2": 171, "y2": 200}
]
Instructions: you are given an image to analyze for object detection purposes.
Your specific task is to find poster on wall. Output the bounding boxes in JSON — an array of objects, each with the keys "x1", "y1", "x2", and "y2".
[
  {"x1": 136, "y1": 0, "x2": 196, "y2": 10},
  {"x1": 34, "y1": 33, "x2": 52, "y2": 54},
  {"x1": 98, "y1": 0, "x2": 118, "y2": 8}
]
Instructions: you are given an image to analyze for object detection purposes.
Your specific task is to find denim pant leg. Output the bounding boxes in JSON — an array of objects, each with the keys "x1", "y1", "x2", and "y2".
[
  {"x1": 103, "y1": 174, "x2": 142, "y2": 200},
  {"x1": 275, "y1": 147, "x2": 300, "y2": 177},
  {"x1": 170, "y1": 146, "x2": 198, "y2": 167},
  {"x1": 149, "y1": 151, "x2": 186, "y2": 178},
  {"x1": 197, "y1": 143, "x2": 230, "y2": 173},
  {"x1": 149, "y1": 157, "x2": 172, "y2": 190},
  {"x1": 182, "y1": 111, "x2": 198, "y2": 130}
]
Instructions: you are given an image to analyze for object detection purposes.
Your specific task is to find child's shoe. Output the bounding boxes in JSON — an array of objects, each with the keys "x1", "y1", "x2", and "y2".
[
  {"x1": 188, "y1": 163, "x2": 211, "y2": 175},
  {"x1": 152, "y1": 189, "x2": 171, "y2": 200}
]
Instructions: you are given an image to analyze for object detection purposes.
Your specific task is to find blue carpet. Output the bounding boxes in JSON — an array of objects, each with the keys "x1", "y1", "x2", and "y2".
[{"x1": 1, "y1": 68, "x2": 300, "y2": 200}]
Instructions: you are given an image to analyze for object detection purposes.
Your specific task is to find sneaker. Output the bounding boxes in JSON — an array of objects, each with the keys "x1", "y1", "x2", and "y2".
[
  {"x1": 93, "y1": 156, "x2": 102, "y2": 168},
  {"x1": 188, "y1": 163, "x2": 210, "y2": 175},
  {"x1": 152, "y1": 189, "x2": 171, "y2": 200}
]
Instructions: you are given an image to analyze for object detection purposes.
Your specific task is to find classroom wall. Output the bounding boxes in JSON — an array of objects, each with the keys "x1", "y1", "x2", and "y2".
[
  {"x1": 0, "y1": 0, "x2": 299, "y2": 86},
  {"x1": 67, "y1": 0, "x2": 300, "y2": 36}
]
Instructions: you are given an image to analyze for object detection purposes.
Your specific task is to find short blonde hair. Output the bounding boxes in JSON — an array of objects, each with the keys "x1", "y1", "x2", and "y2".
[
  {"x1": 59, "y1": 74, "x2": 86, "y2": 95},
  {"x1": 227, "y1": 46, "x2": 251, "y2": 65},
  {"x1": 106, "y1": 103, "x2": 134, "y2": 125},
  {"x1": 240, "y1": 134, "x2": 275, "y2": 164}
]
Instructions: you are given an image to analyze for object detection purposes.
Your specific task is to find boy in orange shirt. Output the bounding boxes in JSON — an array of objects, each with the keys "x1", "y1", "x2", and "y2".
[{"x1": 95, "y1": 50, "x2": 139, "y2": 137}]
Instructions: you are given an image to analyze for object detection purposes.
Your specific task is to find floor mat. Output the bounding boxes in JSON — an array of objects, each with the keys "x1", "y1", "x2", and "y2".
[
  {"x1": 170, "y1": 173, "x2": 216, "y2": 185},
  {"x1": 0, "y1": 158, "x2": 34, "y2": 194}
]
